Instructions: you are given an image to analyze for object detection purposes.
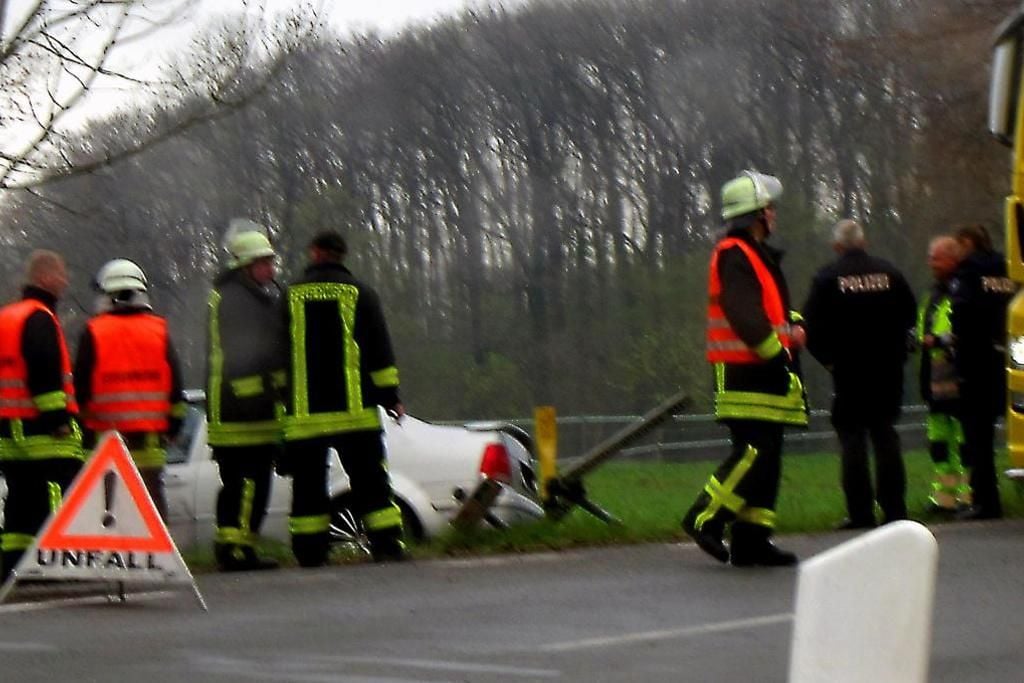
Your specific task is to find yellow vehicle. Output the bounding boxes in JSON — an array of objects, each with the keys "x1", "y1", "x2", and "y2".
[{"x1": 990, "y1": 3, "x2": 1024, "y2": 467}]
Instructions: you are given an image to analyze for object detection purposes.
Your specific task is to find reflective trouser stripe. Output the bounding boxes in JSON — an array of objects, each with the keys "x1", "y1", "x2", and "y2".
[
  {"x1": 216, "y1": 479, "x2": 258, "y2": 547},
  {"x1": 1, "y1": 533, "x2": 34, "y2": 552},
  {"x1": 695, "y1": 444, "x2": 759, "y2": 529},
  {"x1": 215, "y1": 528, "x2": 255, "y2": 547},
  {"x1": 364, "y1": 504, "x2": 402, "y2": 531},
  {"x1": 289, "y1": 515, "x2": 330, "y2": 535},
  {"x1": 736, "y1": 507, "x2": 776, "y2": 529},
  {"x1": 48, "y1": 481, "x2": 62, "y2": 512}
]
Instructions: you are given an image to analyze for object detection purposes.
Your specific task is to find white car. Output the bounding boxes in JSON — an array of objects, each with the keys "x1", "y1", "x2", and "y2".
[{"x1": 163, "y1": 400, "x2": 544, "y2": 552}]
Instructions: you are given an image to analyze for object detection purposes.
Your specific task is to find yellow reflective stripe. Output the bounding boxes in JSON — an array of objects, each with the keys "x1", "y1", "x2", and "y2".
[
  {"x1": 364, "y1": 504, "x2": 403, "y2": 531},
  {"x1": 1, "y1": 533, "x2": 34, "y2": 551},
  {"x1": 240, "y1": 478, "x2": 255, "y2": 535},
  {"x1": 170, "y1": 401, "x2": 187, "y2": 419},
  {"x1": 715, "y1": 371, "x2": 808, "y2": 426},
  {"x1": 736, "y1": 507, "x2": 776, "y2": 528},
  {"x1": 289, "y1": 514, "x2": 331, "y2": 535},
  {"x1": 370, "y1": 366, "x2": 399, "y2": 388},
  {"x1": 34, "y1": 390, "x2": 68, "y2": 411},
  {"x1": 215, "y1": 527, "x2": 254, "y2": 546},
  {"x1": 47, "y1": 481, "x2": 62, "y2": 512},
  {"x1": 283, "y1": 409, "x2": 381, "y2": 440},
  {"x1": 788, "y1": 310, "x2": 804, "y2": 324},
  {"x1": 705, "y1": 477, "x2": 744, "y2": 512},
  {"x1": 207, "y1": 290, "x2": 224, "y2": 426},
  {"x1": 207, "y1": 419, "x2": 281, "y2": 447},
  {"x1": 288, "y1": 282, "x2": 363, "y2": 418},
  {"x1": 754, "y1": 334, "x2": 782, "y2": 360},
  {"x1": 129, "y1": 447, "x2": 166, "y2": 468},
  {"x1": 695, "y1": 444, "x2": 760, "y2": 527},
  {"x1": 0, "y1": 419, "x2": 84, "y2": 461},
  {"x1": 230, "y1": 375, "x2": 264, "y2": 398}
]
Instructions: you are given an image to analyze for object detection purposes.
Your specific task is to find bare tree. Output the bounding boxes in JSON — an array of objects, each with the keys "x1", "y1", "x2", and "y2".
[{"x1": 0, "y1": 0, "x2": 320, "y2": 190}]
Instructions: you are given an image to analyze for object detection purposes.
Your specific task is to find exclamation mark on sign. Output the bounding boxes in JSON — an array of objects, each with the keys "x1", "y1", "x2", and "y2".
[{"x1": 102, "y1": 471, "x2": 117, "y2": 528}]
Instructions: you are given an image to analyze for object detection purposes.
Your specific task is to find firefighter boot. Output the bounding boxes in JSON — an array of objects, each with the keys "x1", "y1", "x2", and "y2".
[
  {"x1": 681, "y1": 498, "x2": 729, "y2": 564},
  {"x1": 730, "y1": 522, "x2": 797, "y2": 568}
]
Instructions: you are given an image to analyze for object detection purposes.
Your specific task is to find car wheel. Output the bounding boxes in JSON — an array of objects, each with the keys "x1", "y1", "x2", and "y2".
[{"x1": 329, "y1": 493, "x2": 424, "y2": 556}]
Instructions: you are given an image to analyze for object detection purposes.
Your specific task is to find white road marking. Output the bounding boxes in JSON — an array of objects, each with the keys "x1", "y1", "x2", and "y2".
[
  {"x1": 539, "y1": 613, "x2": 793, "y2": 652},
  {"x1": 0, "y1": 589, "x2": 177, "y2": 613},
  {"x1": 0, "y1": 641, "x2": 58, "y2": 652},
  {"x1": 314, "y1": 655, "x2": 560, "y2": 678},
  {"x1": 193, "y1": 653, "x2": 558, "y2": 681}
]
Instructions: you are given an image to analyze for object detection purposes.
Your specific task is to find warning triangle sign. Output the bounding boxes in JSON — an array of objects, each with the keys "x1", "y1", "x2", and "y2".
[{"x1": 0, "y1": 432, "x2": 205, "y2": 609}]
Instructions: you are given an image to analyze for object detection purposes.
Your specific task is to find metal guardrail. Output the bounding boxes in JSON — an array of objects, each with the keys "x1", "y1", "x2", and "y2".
[{"x1": 484, "y1": 404, "x2": 981, "y2": 465}]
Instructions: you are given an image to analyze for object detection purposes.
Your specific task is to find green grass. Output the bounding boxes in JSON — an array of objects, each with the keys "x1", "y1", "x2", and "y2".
[
  {"x1": 426, "y1": 449, "x2": 1024, "y2": 556},
  {"x1": 183, "y1": 449, "x2": 1024, "y2": 569}
]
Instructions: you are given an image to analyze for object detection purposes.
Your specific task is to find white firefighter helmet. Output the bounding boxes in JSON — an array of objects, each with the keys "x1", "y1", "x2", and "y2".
[
  {"x1": 96, "y1": 258, "x2": 148, "y2": 293},
  {"x1": 224, "y1": 218, "x2": 275, "y2": 268},
  {"x1": 720, "y1": 171, "x2": 783, "y2": 220}
]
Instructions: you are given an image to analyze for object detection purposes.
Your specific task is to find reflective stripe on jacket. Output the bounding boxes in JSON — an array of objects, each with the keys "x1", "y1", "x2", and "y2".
[
  {"x1": 83, "y1": 313, "x2": 172, "y2": 433},
  {"x1": 706, "y1": 237, "x2": 791, "y2": 363}
]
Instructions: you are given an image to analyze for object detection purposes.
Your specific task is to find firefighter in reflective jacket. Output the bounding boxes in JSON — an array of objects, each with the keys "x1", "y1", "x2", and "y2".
[
  {"x1": 917, "y1": 236, "x2": 969, "y2": 513},
  {"x1": 74, "y1": 259, "x2": 185, "y2": 519},
  {"x1": 0, "y1": 250, "x2": 84, "y2": 580},
  {"x1": 206, "y1": 225, "x2": 286, "y2": 571},
  {"x1": 681, "y1": 171, "x2": 807, "y2": 567},
  {"x1": 282, "y1": 231, "x2": 407, "y2": 567}
]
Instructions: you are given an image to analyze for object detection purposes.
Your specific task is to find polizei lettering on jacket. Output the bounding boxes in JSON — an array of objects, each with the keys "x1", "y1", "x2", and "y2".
[
  {"x1": 836, "y1": 273, "x2": 891, "y2": 293},
  {"x1": 981, "y1": 275, "x2": 1016, "y2": 294},
  {"x1": 36, "y1": 549, "x2": 163, "y2": 571}
]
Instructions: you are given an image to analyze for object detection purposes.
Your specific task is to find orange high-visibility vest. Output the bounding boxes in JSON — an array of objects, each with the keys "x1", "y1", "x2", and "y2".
[
  {"x1": 0, "y1": 299, "x2": 78, "y2": 418},
  {"x1": 706, "y1": 237, "x2": 791, "y2": 363},
  {"x1": 83, "y1": 313, "x2": 172, "y2": 433}
]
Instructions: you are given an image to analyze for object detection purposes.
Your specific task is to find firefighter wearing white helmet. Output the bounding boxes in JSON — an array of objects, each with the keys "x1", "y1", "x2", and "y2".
[
  {"x1": 680, "y1": 171, "x2": 807, "y2": 567},
  {"x1": 75, "y1": 258, "x2": 185, "y2": 518},
  {"x1": 206, "y1": 222, "x2": 284, "y2": 571}
]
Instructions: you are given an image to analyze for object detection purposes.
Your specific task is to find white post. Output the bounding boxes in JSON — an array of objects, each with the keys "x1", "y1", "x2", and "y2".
[{"x1": 788, "y1": 520, "x2": 938, "y2": 683}]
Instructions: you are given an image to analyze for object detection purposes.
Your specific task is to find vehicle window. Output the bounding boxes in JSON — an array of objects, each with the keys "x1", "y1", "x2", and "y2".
[{"x1": 166, "y1": 406, "x2": 203, "y2": 464}]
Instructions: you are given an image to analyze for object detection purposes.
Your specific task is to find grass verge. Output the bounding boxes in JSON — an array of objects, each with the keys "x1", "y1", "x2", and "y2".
[{"x1": 183, "y1": 449, "x2": 1024, "y2": 569}]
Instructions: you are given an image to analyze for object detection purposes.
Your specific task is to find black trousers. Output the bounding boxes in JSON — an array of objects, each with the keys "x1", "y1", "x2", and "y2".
[
  {"x1": 1, "y1": 458, "x2": 82, "y2": 579},
  {"x1": 212, "y1": 445, "x2": 277, "y2": 554},
  {"x1": 959, "y1": 409, "x2": 1001, "y2": 515},
  {"x1": 285, "y1": 430, "x2": 402, "y2": 566},
  {"x1": 834, "y1": 419, "x2": 906, "y2": 524},
  {"x1": 687, "y1": 420, "x2": 784, "y2": 547}
]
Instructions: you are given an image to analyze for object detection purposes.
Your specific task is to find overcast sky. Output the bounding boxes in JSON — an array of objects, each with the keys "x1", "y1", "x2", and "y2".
[{"x1": 6, "y1": 0, "x2": 520, "y2": 122}]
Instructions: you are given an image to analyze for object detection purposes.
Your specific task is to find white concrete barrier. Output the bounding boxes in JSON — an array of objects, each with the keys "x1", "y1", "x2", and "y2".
[{"x1": 788, "y1": 520, "x2": 938, "y2": 683}]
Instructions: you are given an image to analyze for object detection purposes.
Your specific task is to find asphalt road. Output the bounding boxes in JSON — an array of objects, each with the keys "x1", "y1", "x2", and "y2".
[{"x1": 0, "y1": 520, "x2": 1022, "y2": 682}]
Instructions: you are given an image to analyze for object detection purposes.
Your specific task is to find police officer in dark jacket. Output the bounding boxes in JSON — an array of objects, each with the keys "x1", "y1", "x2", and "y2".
[
  {"x1": 803, "y1": 220, "x2": 917, "y2": 529},
  {"x1": 281, "y1": 231, "x2": 406, "y2": 567},
  {"x1": 950, "y1": 224, "x2": 1016, "y2": 520}
]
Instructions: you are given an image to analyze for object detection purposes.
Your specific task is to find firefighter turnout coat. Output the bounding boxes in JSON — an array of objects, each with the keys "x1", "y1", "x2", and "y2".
[
  {"x1": 206, "y1": 268, "x2": 287, "y2": 447},
  {"x1": 282, "y1": 262, "x2": 400, "y2": 441},
  {"x1": 706, "y1": 229, "x2": 807, "y2": 427}
]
